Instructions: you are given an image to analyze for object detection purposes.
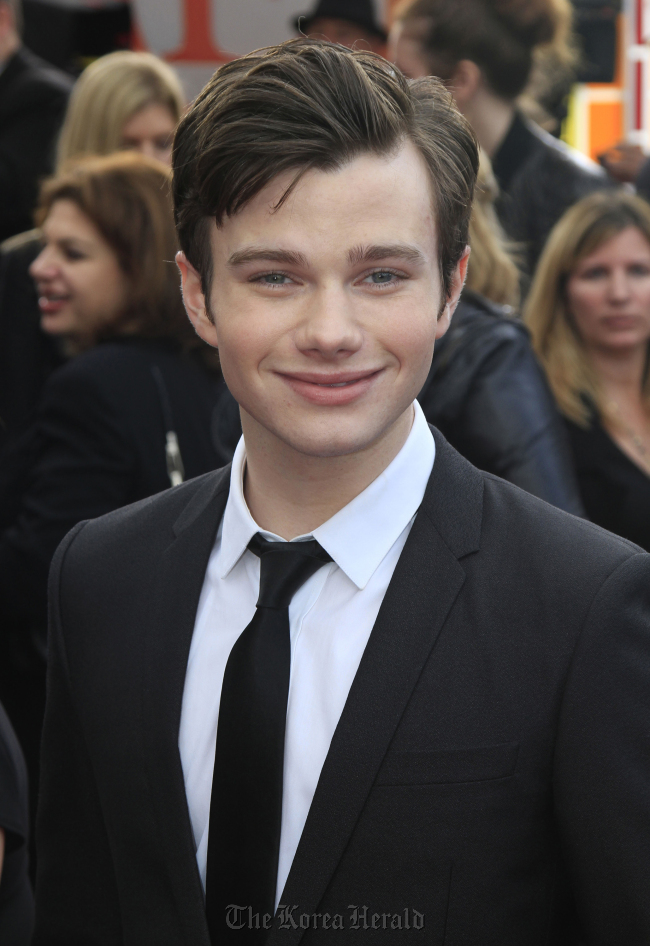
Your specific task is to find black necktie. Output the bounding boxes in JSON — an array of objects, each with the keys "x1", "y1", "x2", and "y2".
[{"x1": 206, "y1": 533, "x2": 332, "y2": 945}]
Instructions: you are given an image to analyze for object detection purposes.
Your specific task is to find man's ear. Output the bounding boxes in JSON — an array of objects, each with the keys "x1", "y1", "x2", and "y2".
[
  {"x1": 448, "y1": 60, "x2": 482, "y2": 110},
  {"x1": 435, "y1": 245, "x2": 470, "y2": 340},
  {"x1": 176, "y1": 251, "x2": 219, "y2": 349}
]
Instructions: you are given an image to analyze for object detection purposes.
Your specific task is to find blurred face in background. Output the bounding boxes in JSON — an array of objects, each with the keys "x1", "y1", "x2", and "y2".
[
  {"x1": 30, "y1": 199, "x2": 130, "y2": 346},
  {"x1": 306, "y1": 18, "x2": 384, "y2": 52},
  {"x1": 566, "y1": 227, "x2": 650, "y2": 356},
  {"x1": 388, "y1": 22, "x2": 431, "y2": 79},
  {"x1": 119, "y1": 102, "x2": 176, "y2": 166}
]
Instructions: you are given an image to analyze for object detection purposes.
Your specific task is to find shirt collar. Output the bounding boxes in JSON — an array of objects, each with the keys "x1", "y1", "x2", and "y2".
[{"x1": 218, "y1": 400, "x2": 435, "y2": 589}]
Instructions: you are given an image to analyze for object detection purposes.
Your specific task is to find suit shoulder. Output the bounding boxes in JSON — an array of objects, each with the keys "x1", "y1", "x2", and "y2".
[
  {"x1": 481, "y1": 470, "x2": 641, "y2": 569},
  {"x1": 9, "y1": 48, "x2": 72, "y2": 97},
  {"x1": 528, "y1": 120, "x2": 606, "y2": 181},
  {"x1": 52, "y1": 342, "x2": 150, "y2": 380},
  {"x1": 56, "y1": 467, "x2": 229, "y2": 577},
  {"x1": 45, "y1": 342, "x2": 184, "y2": 401}
]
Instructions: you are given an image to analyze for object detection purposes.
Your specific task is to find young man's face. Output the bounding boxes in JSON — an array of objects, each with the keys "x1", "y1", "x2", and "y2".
[{"x1": 179, "y1": 141, "x2": 468, "y2": 460}]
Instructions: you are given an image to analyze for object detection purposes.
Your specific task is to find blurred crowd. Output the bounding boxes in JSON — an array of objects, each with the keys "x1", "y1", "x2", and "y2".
[{"x1": 1, "y1": 0, "x2": 650, "y2": 939}]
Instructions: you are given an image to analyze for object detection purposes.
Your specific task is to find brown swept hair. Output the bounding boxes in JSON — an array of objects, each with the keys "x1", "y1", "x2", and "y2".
[
  {"x1": 524, "y1": 191, "x2": 650, "y2": 428},
  {"x1": 36, "y1": 152, "x2": 197, "y2": 352},
  {"x1": 172, "y1": 38, "x2": 478, "y2": 305}
]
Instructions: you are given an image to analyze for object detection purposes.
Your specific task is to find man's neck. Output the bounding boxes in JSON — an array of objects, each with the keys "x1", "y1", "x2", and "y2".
[
  {"x1": 462, "y1": 90, "x2": 515, "y2": 160},
  {"x1": 241, "y1": 405, "x2": 415, "y2": 540}
]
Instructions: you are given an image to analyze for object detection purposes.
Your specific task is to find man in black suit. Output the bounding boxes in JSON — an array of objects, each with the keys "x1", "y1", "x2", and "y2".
[
  {"x1": 34, "y1": 40, "x2": 650, "y2": 945},
  {"x1": 0, "y1": 0, "x2": 72, "y2": 243}
]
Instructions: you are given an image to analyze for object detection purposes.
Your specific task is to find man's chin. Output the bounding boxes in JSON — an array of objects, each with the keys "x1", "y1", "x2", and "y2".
[
  {"x1": 245, "y1": 414, "x2": 386, "y2": 460},
  {"x1": 274, "y1": 427, "x2": 377, "y2": 460},
  {"x1": 239, "y1": 401, "x2": 414, "y2": 462}
]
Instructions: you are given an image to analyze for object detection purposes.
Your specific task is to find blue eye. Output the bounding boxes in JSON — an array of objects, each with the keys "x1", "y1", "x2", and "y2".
[
  {"x1": 364, "y1": 270, "x2": 402, "y2": 286},
  {"x1": 259, "y1": 273, "x2": 291, "y2": 285}
]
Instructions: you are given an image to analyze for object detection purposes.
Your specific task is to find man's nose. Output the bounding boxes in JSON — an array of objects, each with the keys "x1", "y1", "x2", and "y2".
[{"x1": 296, "y1": 285, "x2": 364, "y2": 356}]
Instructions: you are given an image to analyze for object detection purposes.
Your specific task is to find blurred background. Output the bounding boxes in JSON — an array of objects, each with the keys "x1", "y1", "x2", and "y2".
[{"x1": 15, "y1": 0, "x2": 640, "y2": 157}]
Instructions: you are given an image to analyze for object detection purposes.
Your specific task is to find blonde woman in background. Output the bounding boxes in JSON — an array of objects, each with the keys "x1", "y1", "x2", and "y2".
[
  {"x1": 526, "y1": 191, "x2": 650, "y2": 549},
  {"x1": 0, "y1": 51, "x2": 185, "y2": 453},
  {"x1": 55, "y1": 50, "x2": 184, "y2": 170}
]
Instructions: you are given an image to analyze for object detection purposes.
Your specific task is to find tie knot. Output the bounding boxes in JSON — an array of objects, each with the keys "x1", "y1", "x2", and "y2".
[{"x1": 248, "y1": 533, "x2": 332, "y2": 609}]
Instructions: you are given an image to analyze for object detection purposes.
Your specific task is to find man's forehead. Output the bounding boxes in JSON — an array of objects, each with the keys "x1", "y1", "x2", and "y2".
[{"x1": 209, "y1": 144, "x2": 438, "y2": 263}]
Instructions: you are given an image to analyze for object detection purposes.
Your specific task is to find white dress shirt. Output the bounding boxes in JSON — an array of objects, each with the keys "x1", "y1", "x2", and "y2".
[{"x1": 179, "y1": 400, "x2": 435, "y2": 906}]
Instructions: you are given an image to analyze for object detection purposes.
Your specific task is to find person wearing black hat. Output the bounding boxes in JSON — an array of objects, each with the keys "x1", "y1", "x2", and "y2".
[{"x1": 294, "y1": 0, "x2": 385, "y2": 51}]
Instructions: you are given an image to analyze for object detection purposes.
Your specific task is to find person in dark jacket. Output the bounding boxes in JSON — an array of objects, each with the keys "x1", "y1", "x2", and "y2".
[
  {"x1": 428, "y1": 150, "x2": 583, "y2": 514},
  {"x1": 0, "y1": 701, "x2": 33, "y2": 946},
  {"x1": 0, "y1": 49, "x2": 185, "y2": 456},
  {"x1": 0, "y1": 233, "x2": 66, "y2": 456},
  {"x1": 389, "y1": 0, "x2": 610, "y2": 277},
  {"x1": 0, "y1": 152, "x2": 221, "y2": 829},
  {"x1": 0, "y1": 0, "x2": 72, "y2": 243},
  {"x1": 419, "y1": 289, "x2": 584, "y2": 514},
  {"x1": 526, "y1": 190, "x2": 650, "y2": 550}
]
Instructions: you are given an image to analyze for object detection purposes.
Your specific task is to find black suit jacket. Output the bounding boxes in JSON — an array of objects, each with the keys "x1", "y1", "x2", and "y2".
[
  {"x1": 492, "y1": 112, "x2": 611, "y2": 278},
  {"x1": 0, "y1": 337, "x2": 222, "y2": 649},
  {"x1": 0, "y1": 233, "x2": 65, "y2": 454},
  {"x1": 34, "y1": 431, "x2": 650, "y2": 945},
  {"x1": 0, "y1": 47, "x2": 72, "y2": 243}
]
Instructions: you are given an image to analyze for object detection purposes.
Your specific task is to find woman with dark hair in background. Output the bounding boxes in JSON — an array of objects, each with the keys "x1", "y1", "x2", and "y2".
[
  {"x1": 389, "y1": 0, "x2": 610, "y2": 277},
  {"x1": 526, "y1": 190, "x2": 650, "y2": 549},
  {"x1": 0, "y1": 152, "x2": 221, "y2": 821},
  {"x1": 0, "y1": 50, "x2": 185, "y2": 457}
]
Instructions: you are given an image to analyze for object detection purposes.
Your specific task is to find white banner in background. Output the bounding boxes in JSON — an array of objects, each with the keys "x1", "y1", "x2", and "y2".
[{"x1": 130, "y1": 0, "x2": 386, "y2": 99}]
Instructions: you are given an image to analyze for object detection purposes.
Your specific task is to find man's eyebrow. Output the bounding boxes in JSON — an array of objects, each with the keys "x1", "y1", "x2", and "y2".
[
  {"x1": 347, "y1": 244, "x2": 426, "y2": 266},
  {"x1": 227, "y1": 247, "x2": 309, "y2": 267}
]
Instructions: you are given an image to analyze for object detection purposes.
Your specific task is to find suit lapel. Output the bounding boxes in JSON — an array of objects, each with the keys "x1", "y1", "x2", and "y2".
[
  {"x1": 0, "y1": 48, "x2": 25, "y2": 102},
  {"x1": 268, "y1": 433, "x2": 484, "y2": 946},
  {"x1": 141, "y1": 467, "x2": 231, "y2": 946}
]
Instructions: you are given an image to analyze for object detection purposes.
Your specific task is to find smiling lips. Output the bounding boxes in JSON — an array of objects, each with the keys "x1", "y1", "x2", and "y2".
[
  {"x1": 38, "y1": 293, "x2": 69, "y2": 314},
  {"x1": 279, "y1": 369, "x2": 382, "y2": 405}
]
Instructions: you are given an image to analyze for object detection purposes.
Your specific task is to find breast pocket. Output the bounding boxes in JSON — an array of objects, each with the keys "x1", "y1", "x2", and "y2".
[{"x1": 375, "y1": 743, "x2": 519, "y2": 785}]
